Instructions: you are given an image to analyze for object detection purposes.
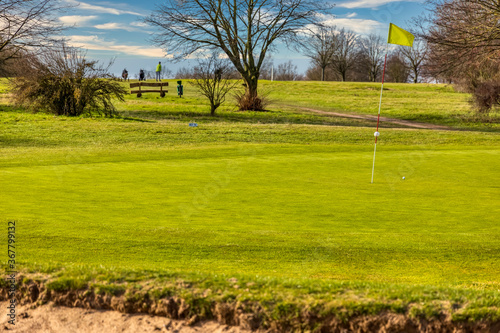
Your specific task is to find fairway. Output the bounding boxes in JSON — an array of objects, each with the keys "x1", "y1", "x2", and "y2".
[{"x1": 1, "y1": 80, "x2": 500, "y2": 329}]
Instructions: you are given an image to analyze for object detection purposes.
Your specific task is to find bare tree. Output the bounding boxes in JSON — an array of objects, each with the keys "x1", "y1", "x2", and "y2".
[
  {"x1": 398, "y1": 39, "x2": 428, "y2": 83},
  {"x1": 419, "y1": 0, "x2": 500, "y2": 111},
  {"x1": 385, "y1": 52, "x2": 409, "y2": 83},
  {"x1": 418, "y1": 0, "x2": 500, "y2": 79},
  {"x1": 304, "y1": 26, "x2": 337, "y2": 81},
  {"x1": 274, "y1": 61, "x2": 300, "y2": 81},
  {"x1": 359, "y1": 33, "x2": 385, "y2": 82},
  {"x1": 175, "y1": 67, "x2": 196, "y2": 79},
  {"x1": 0, "y1": 0, "x2": 66, "y2": 74},
  {"x1": 422, "y1": 0, "x2": 500, "y2": 71},
  {"x1": 331, "y1": 28, "x2": 359, "y2": 82},
  {"x1": 191, "y1": 54, "x2": 240, "y2": 115},
  {"x1": 146, "y1": 0, "x2": 330, "y2": 110},
  {"x1": 305, "y1": 63, "x2": 337, "y2": 81}
]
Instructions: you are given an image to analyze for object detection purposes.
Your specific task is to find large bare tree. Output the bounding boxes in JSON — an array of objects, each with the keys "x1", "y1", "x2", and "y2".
[
  {"x1": 146, "y1": 0, "x2": 330, "y2": 110},
  {"x1": 420, "y1": 0, "x2": 500, "y2": 110},
  {"x1": 359, "y1": 33, "x2": 385, "y2": 82},
  {"x1": 420, "y1": 0, "x2": 500, "y2": 76},
  {"x1": 398, "y1": 39, "x2": 428, "y2": 83},
  {"x1": 330, "y1": 28, "x2": 359, "y2": 82},
  {"x1": 0, "y1": 0, "x2": 66, "y2": 74},
  {"x1": 304, "y1": 26, "x2": 337, "y2": 81}
]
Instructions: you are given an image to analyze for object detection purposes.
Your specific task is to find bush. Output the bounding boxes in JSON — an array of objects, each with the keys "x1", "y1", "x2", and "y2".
[
  {"x1": 473, "y1": 80, "x2": 500, "y2": 113},
  {"x1": 11, "y1": 46, "x2": 126, "y2": 117},
  {"x1": 234, "y1": 90, "x2": 268, "y2": 111}
]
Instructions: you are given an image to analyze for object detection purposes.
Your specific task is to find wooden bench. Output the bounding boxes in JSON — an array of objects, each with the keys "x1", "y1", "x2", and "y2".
[{"x1": 130, "y1": 82, "x2": 169, "y2": 98}]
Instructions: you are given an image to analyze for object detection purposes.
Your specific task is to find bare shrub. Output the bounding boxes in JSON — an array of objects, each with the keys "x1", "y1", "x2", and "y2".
[
  {"x1": 191, "y1": 54, "x2": 240, "y2": 115},
  {"x1": 234, "y1": 91, "x2": 268, "y2": 111},
  {"x1": 474, "y1": 80, "x2": 500, "y2": 112},
  {"x1": 448, "y1": 59, "x2": 500, "y2": 113},
  {"x1": 10, "y1": 46, "x2": 126, "y2": 117}
]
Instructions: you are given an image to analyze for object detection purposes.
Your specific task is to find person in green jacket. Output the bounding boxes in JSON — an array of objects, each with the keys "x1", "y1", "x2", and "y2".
[{"x1": 156, "y1": 61, "x2": 162, "y2": 82}]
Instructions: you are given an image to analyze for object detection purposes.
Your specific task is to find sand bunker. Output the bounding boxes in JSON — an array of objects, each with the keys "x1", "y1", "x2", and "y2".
[{"x1": 0, "y1": 302, "x2": 255, "y2": 333}]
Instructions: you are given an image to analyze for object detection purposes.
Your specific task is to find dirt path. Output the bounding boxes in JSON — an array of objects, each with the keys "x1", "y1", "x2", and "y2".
[
  {"x1": 1, "y1": 302, "x2": 254, "y2": 333},
  {"x1": 298, "y1": 106, "x2": 453, "y2": 130}
]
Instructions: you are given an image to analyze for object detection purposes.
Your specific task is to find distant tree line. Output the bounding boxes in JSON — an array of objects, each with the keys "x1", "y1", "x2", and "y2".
[{"x1": 301, "y1": 27, "x2": 429, "y2": 84}]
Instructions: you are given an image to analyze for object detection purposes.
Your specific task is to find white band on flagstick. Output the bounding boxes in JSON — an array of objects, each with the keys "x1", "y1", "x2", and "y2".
[{"x1": 371, "y1": 142, "x2": 377, "y2": 183}]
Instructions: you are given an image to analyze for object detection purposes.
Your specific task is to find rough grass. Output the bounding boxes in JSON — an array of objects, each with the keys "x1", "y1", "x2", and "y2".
[
  {"x1": 0, "y1": 78, "x2": 499, "y2": 327},
  {"x1": 263, "y1": 80, "x2": 500, "y2": 130},
  {"x1": 112, "y1": 80, "x2": 500, "y2": 130}
]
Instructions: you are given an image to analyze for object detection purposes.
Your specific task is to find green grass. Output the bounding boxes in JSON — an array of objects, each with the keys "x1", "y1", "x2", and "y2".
[
  {"x1": 2, "y1": 144, "x2": 499, "y2": 285},
  {"x1": 111, "y1": 80, "x2": 500, "y2": 130},
  {"x1": 0, "y1": 78, "x2": 499, "y2": 324},
  {"x1": 263, "y1": 81, "x2": 500, "y2": 129}
]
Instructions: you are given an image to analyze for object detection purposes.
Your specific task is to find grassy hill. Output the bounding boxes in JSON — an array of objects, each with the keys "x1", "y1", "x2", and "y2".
[{"x1": 1, "y1": 79, "x2": 499, "y2": 330}]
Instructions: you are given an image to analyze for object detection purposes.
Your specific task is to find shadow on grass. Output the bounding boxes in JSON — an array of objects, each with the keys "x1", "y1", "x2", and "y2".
[{"x1": 2, "y1": 101, "x2": 498, "y2": 132}]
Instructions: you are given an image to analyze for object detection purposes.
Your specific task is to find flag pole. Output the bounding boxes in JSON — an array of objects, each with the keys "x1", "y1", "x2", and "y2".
[
  {"x1": 371, "y1": 23, "x2": 414, "y2": 183},
  {"x1": 371, "y1": 44, "x2": 389, "y2": 184}
]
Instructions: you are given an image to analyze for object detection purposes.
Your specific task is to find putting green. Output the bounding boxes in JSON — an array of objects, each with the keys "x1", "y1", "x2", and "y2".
[{"x1": 2, "y1": 144, "x2": 499, "y2": 287}]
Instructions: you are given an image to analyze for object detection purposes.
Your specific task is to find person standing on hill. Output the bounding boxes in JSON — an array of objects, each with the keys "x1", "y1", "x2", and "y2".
[{"x1": 156, "y1": 61, "x2": 162, "y2": 82}]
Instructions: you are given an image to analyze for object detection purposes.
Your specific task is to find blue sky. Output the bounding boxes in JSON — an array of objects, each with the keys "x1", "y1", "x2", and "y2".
[{"x1": 60, "y1": 0, "x2": 426, "y2": 76}]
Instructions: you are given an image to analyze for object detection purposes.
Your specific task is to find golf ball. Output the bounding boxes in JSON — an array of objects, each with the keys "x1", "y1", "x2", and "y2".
[
  {"x1": 374, "y1": 131, "x2": 380, "y2": 137},
  {"x1": 402, "y1": 176, "x2": 405, "y2": 180}
]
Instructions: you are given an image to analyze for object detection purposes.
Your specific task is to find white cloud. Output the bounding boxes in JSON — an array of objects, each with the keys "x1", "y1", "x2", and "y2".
[
  {"x1": 332, "y1": 18, "x2": 383, "y2": 33},
  {"x1": 65, "y1": 0, "x2": 145, "y2": 16},
  {"x1": 59, "y1": 15, "x2": 98, "y2": 26},
  {"x1": 346, "y1": 13, "x2": 358, "y2": 18},
  {"x1": 94, "y1": 22, "x2": 146, "y2": 32},
  {"x1": 130, "y1": 22, "x2": 148, "y2": 28},
  {"x1": 66, "y1": 35, "x2": 169, "y2": 58},
  {"x1": 67, "y1": 35, "x2": 99, "y2": 43},
  {"x1": 316, "y1": 14, "x2": 383, "y2": 34},
  {"x1": 338, "y1": 0, "x2": 408, "y2": 8},
  {"x1": 183, "y1": 49, "x2": 211, "y2": 59}
]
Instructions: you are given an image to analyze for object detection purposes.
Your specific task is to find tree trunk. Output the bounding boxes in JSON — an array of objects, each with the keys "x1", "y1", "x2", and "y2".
[
  {"x1": 321, "y1": 66, "x2": 325, "y2": 81},
  {"x1": 239, "y1": 74, "x2": 262, "y2": 111}
]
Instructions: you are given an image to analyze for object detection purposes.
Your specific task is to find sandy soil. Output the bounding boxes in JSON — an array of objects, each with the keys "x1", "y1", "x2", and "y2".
[{"x1": 0, "y1": 302, "x2": 254, "y2": 333}]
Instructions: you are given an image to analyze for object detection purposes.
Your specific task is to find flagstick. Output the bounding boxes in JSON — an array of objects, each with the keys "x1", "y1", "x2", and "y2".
[{"x1": 371, "y1": 46, "x2": 389, "y2": 184}]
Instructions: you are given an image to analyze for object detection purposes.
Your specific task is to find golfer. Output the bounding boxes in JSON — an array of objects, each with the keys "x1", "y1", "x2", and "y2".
[{"x1": 156, "y1": 61, "x2": 162, "y2": 82}]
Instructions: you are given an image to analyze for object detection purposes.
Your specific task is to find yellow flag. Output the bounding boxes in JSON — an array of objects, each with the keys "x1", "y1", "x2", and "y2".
[{"x1": 387, "y1": 23, "x2": 414, "y2": 47}]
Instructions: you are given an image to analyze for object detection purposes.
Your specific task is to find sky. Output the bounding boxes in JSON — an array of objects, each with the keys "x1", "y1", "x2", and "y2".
[{"x1": 59, "y1": 0, "x2": 427, "y2": 77}]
